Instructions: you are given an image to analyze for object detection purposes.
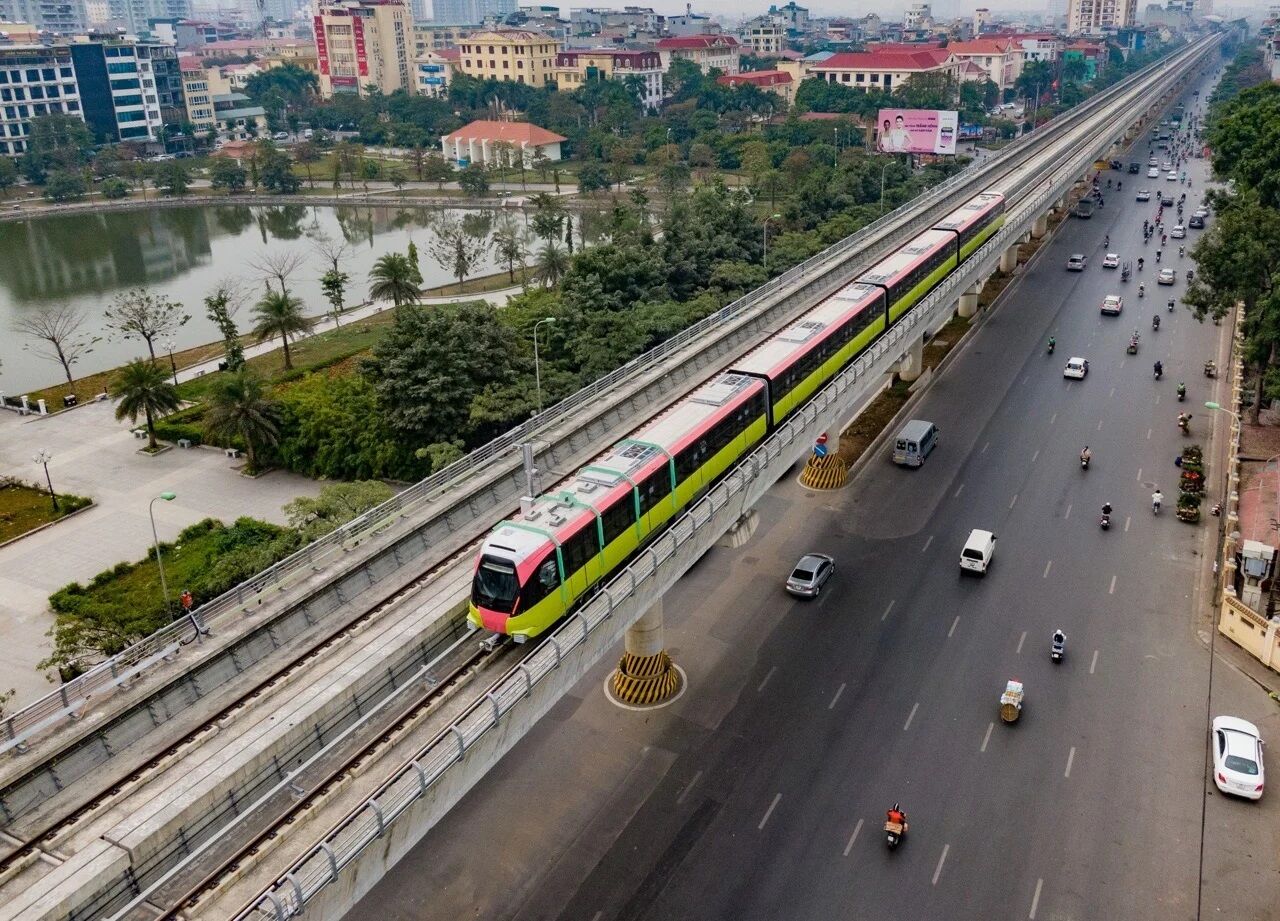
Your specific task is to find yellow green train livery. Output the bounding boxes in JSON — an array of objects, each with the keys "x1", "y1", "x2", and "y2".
[{"x1": 469, "y1": 191, "x2": 1005, "y2": 641}]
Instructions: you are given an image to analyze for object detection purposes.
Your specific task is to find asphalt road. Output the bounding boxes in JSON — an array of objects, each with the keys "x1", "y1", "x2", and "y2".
[{"x1": 350, "y1": 74, "x2": 1279, "y2": 921}]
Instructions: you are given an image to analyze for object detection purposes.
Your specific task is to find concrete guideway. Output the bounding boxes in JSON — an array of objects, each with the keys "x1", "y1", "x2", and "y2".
[{"x1": 0, "y1": 38, "x2": 1217, "y2": 921}]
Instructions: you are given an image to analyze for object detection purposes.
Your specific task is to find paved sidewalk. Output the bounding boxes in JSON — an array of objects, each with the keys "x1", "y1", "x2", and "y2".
[{"x1": 0, "y1": 401, "x2": 322, "y2": 706}]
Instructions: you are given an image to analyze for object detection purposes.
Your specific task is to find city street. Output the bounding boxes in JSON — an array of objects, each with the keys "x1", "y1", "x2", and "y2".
[{"x1": 351, "y1": 85, "x2": 1279, "y2": 921}]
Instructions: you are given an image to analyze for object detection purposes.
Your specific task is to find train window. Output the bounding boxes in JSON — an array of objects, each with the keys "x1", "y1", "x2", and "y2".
[
  {"x1": 519, "y1": 553, "x2": 560, "y2": 609},
  {"x1": 602, "y1": 497, "x2": 634, "y2": 544},
  {"x1": 637, "y1": 468, "x2": 672, "y2": 514},
  {"x1": 561, "y1": 525, "x2": 600, "y2": 577}
]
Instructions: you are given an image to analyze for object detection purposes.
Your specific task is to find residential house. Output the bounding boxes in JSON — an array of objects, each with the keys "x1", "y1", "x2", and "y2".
[
  {"x1": 946, "y1": 37, "x2": 1022, "y2": 92},
  {"x1": 553, "y1": 47, "x2": 662, "y2": 109},
  {"x1": 177, "y1": 54, "x2": 214, "y2": 128},
  {"x1": 415, "y1": 45, "x2": 455, "y2": 97},
  {"x1": 717, "y1": 68, "x2": 793, "y2": 105},
  {"x1": 456, "y1": 29, "x2": 562, "y2": 87}
]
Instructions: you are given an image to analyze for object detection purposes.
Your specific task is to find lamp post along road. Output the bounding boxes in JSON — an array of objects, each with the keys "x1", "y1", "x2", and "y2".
[
  {"x1": 149, "y1": 492, "x2": 177, "y2": 615},
  {"x1": 165, "y1": 337, "x2": 179, "y2": 386},
  {"x1": 762, "y1": 213, "x2": 782, "y2": 273},
  {"x1": 33, "y1": 449, "x2": 58, "y2": 512},
  {"x1": 533, "y1": 317, "x2": 556, "y2": 416}
]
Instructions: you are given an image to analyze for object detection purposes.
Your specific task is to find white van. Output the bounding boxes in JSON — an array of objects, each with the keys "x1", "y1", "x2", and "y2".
[
  {"x1": 892, "y1": 420, "x2": 939, "y2": 467},
  {"x1": 960, "y1": 529, "x2": 996, "y2": 575}
]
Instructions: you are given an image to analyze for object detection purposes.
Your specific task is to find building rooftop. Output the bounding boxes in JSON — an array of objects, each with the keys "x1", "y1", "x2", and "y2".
[
  {"x1": 178, "y1": 54, "x2": 203, "y2": 71},
  {"x1": 443, "y1": 119, "x2": 567, "y2": 145},
  {"x1": 947, "y1": 37, "x2": 1015, "y2": 54},
  {"x1": 717, "y1": 69, "x2": 792, "y2": 87},
  {"x1": 810, "y1": 48, "x2": 952, "y2": 70},
  {"x1": 656, "y1": 34, "x2": 740, "y2": 49}
]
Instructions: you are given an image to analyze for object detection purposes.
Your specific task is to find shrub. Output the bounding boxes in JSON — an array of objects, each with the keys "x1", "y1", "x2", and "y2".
[{"x1": 152, "y1": 420, "x2": 205, "y2": 446}]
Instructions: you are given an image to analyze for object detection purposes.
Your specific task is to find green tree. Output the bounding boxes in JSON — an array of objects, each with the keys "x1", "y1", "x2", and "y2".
[
  {"x1": 203, "y1": 370, "x2": 280, "y2": 472},
  {"x1": 422, "y1": 154, "x2": 454, "y2": 190},
  {"x1": 103, "y1": 288, "x2": 190, "y2": 361},
  {"x1": 112, "y1": 358, "x2": 180, "y2": 451},
  {"x1": 530, "y1": 193, "x2": 565, "y2": 245},
  {"x1": 250, "y1": 289, "x2": 312, "y2": 371},
  {"x1": 283, "y1": 480, "x2": 395, "y2": 540},
  {"x1": 362, "y1": 301, "x2": 519, "y2": 444},
  {"x1": 320, "y1": 268, "x2": 350, "y2": 326},
  {"x1": 491, "y1": 216, "x2": 527, "y2": 284},
  {"x1": 534, "y1": 241, "x2": 569, "y2": 288},
  {"x1": 1208, "y1": 83, "x2": 1280, "y2": 209},
  {"x1": 205, "y1": 282, "x2": 244, "y2": 371},
  {"x1": 426, "y1": 213, "x2": 489, "y2": 291},
  {"x1": 0, "y1": 156, "x2": 18, "y2": 197},
  {"x1": 368, "y1": 252, "x2": 420, "y2": 308},
  {"x1": 577, "y1": 160, "x2": 611, "y2": 193},
  {"x1": 458, "y1": 164, "x2": 489, "y2": 197},
  {"x1": 259, "y1": 146, "x2": 301, "y2": 193},
  {"x1": 43, "y1": 169, "x2": 87, "y2": 202},
  {"x1": 243, "y1": 63, "x2": 319, "y2": 109},
  {"x1": 210, "y1": 157, "x2": 248, "y2": 192},
  {"x1": 1015, "y1": 60, "x2": 1054, "y2": 102},
  {"x1": 406, "y1": 240, "x2": 423, "y2": 285},
  {"x1": 293, "y1": 140, "x2": 321, "y2": 188},
  {"x1": 100, "y1": 176, "x2": 130, "y2": 199},
  {"x1": 157, "y1": 161, "x2": 191, "y2": 197}
]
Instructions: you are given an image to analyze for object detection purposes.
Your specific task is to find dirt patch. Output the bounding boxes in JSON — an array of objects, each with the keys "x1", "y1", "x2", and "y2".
[
  {"x1": 1240, "y1": 422, "x2": 1280, "y2": 461},
  {"x1": 837, "y1": 314, "x2": 973, "y2": 467}
]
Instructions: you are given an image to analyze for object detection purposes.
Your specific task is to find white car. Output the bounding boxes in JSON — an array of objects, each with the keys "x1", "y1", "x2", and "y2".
[
  {"x1": 1148, "y1": 167, "x2": 1160, "y2": 178},
  {"x1": 959, "y1": 529, "x2": 996, "y2": 575},
  {"x1": 273, "y1": 131, "x2": 290, "y2": 140},
  {"x1": 1101, "y1": 294, "x2": 1124, "y2": 315},
  {"x1": 1212, "y1": 716, "x2": 1265, "y2": 800},
  {"x1": 1102, "y1": 253, "x2": 1119, "y2": 268},
  {"x1": 1167, "y1": 171, "x2": 1179, "y2": 182},
  {"x1": 1170, "y1": 224, "x2": 1186, "y2": 239},
  {"x1": 1158, "y1": 268, "x2": 1176, "y2": 285},
  {"x1": 1136, "y1": 189, "x2": 1151, "y2": 202},
  {"x1": 1063, "y1": 356, "x2": 1089, "y2": 379}
]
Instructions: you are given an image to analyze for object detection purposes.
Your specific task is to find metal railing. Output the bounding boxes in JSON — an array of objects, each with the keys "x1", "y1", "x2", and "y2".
[{"x1": 0, "y1": 37, "x2": 1208, "y2": 760}]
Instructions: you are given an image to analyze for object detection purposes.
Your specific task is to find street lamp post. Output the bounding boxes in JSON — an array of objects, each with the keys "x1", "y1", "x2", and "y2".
[
  {"x1": 33, "y1": 449, "x2": 58, "y2": 512},
  {"x1": 149, "y1": 492, "x2": 177, "y2": 615},
  {"x1": 762, "y1": 213, "x2": 782, "y2": 272},
  {"x1": 533, "y1": 317, "x2": 556, "y2": 416},
  {"x1": 164, "y1": 337, "x2": 179, "y2": 386},
  {"x1": 880, "y1": 162, "x2": 891, "y2": 215}
]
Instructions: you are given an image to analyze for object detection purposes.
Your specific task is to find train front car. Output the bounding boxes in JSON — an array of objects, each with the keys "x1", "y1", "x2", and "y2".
[{"x1": 469, "y1": 372, "x2": 768, "y2": 643}]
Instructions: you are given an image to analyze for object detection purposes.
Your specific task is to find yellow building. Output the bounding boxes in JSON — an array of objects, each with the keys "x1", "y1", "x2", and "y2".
[
  {"x1": 553, "y1": 48, "x2": 663, "y2": 110},
  {"x1": 456, "y1": 30, "x2": 562, "y2": 88},
  {"x1": 313, "y1": 0, "x2": 412, "y2": 97},
  {"x1": 178, "y1": 56, "x2": 216, "y2": 130}
]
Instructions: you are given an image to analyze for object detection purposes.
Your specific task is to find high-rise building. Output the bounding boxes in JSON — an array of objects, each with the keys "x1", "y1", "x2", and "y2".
[
  {"x1": 0, "y1": 44, "x2": 81, "y2": 156},
  {"x1": 106, "y1": 0, "x2": 191, "y2": 33},
  {"x1": 1067, "y1": 0, "x2": 1136, "y2": 32},
  {"x1": 904, "y1": 3, "x2": 931, "y2": 29},
  {"x1": 313, "y1": 0, "x2": 413, "y2": 96},
  {"x1": 69, "y1": 38, "x2": 184, "y2": 144},
  {"x1": 0, "y1": 0, "x2": 87, "y2": 34},
  {"x1": 430, "y1": 0, "x2": 514, "y2": 25}
]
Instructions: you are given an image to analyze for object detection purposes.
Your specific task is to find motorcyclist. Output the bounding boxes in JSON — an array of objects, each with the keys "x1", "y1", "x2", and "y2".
[
  {"x1": 1104, "y1": 233, "x2": 1110, "y2": 248},
  {"x1": 1177, "y1": 381, "x2": 1186, "y2": 399},
  {"x1": 1152, "y1": 489, "x2": 1164, "y2": 513},
  {"x1": 1179, "y1": 245, "x2": 1185, "y2": 258},
  {"x1": 1102, "y1": 501, "x2": 1113, "y2": 518},
  {"x1": 1139, "y1": 284, "x2": 1145, "y2": 297},
  {"x1": 1154, "y1": 360, "x2": 1163, "y2": 378},
  {"x1": 1081, "y1": 446, "x2": 1092, "y2": 466},
  {"x1": 1178, "y1": 412, "x2": 1192, "y2": 431},
  {"x1": 1052, "y1": 629, "x2": 1066, "y2": 647},
  {"x1": 1153, "y1": 314, "x2": 1160, "y2": 330},
  {"x1": 1138, "y1": 257, "x2": 1144, "y2": 271},
  {"x1": 887, "y1": 803, "x2": 907, "y2": 828},
  {"x1": 1168, "y1": 298, "x2": 1175, "y2": 312},
  {"x1": 1156, "y1": 249, "x2": 1162, "y2": 263},
  {"x1": 1047, "y1": 336, "x2": 1056, "y2": 353}
]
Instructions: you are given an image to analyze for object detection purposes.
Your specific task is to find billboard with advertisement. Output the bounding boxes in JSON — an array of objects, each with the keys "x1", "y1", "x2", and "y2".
[
  {"x1": 314, "y1": 16, "x2": 329, "y2": 75},
  {"x1": 877, "y1": 109, "x2": 959, "y2": 155},
  {"x1": 352, "y1": 15, "x2": 368, "y2": 77}
]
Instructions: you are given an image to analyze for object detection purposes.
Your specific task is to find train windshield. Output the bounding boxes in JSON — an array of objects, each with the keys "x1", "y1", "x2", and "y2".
[{"x1": 473, "y1": 555, "x2": 519, "y2": 613}]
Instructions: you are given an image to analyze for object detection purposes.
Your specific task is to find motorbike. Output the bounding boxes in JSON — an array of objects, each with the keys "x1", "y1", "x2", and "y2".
[
  {"x1": 1138, "y1": 286, "x2": 1146, "y2": 299},
  {"x1": 1168, "y1": 299, "x2": 1175, "y2": 312},
  {"x1": 1122, "y1": 265, "x2": 1131, "y2": 282},
  {"x1": 884, "y1": 807, "x2": 908, "y2": 850},
  {"x1": 1178, "y1": 414, "x2": 1192, "y2": 435},
  {"x1": 1081, "y1": 453, "x2": 1091, "y2": 470},
  {"x1": 1100, "y1": 512, "x2": 1112, "y2": 530},
  {"x1": 1177, "y1": 384, "x2": 1186, "y2": 401},
  {"x1": 1128, "y1": 338, "x2": 1139, "y2": 355},
  {"x1": 1051, "y1": 632, "x2": 1066, "y2": 663},
  {"x1": 1204, "y1": 360, "x2": 1217, "y2": 378},
  {"x1": 1153, "y1": 315, "x2": 1160, "y2": 331},
  {"x1": 1154, "y1": 363, "x2": 1163, "y2": 379},
  {"x1": 1047, "y1": 339, "x2": 1056, "y2": 354},
  {"x1": 1187, "y1": 270, "x2": 1195, "y2": 283},
  {"x1": 1153, "y1": 492, "x2": 1164, "y2": 515}
]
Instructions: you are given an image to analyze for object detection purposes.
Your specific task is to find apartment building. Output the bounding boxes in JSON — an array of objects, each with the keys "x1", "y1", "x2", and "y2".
[
  {"x1": 1067, "y1": 0, "x2": 1136, "y2": 33},
  {"x1": 456, "y1": 29, "x2": 562, "y2": 87},
  {"x1": 413, "y1": 22, "x2": 477, "y2": 54},
  {"x1": 69, "y1": 38, "x2": 182, "y2": 144},
  {"x1": 108, "y1": 0, "x2": 191, "y2": 34},
  {"x1": 0, "y1": 0, "x2": 86, "y2": 34},
  {"x1": 177, "y1": 53, "x2": 214, "y2": 127},
  {"x1": 742, "y1": 21, "x2": 784, "y2": 55},
  {"x1": 313, "y1": 0, "x2": 411, "y2": 97},
  {"x1": 656, "y1": 34, "x2": 740, "y2": 75},
  {"x1": 946, "y1": 37, "x2": 1022, "y2": 91},
  {"x1": 553, "y1": 47, "x2": 661, "y2": 109},
  {"x1": 904, "y1": 3, "x2": 931, "y2": 29},
  {"x1": 0, "y1": 44, "x2": 80, "y2": 155}
]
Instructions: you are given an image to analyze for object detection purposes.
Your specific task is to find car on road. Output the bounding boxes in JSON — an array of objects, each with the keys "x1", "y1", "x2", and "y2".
[
  {"x1": 1102, "y1": 253, "x2": 1119, "y2": 269},
  {"x1": 1136, "y1": 189, "x2": 1151, "y2": 202},
  {"x1": 1166, "y1": 171, "x2": 1179, "y2": 182},
  {"x1": 1189, "y1": 213, "x2": 1206, "y2": 229},
  {"x1": 1063, "y1": 356, "x2": 1089, "y2": 379},
  {"x1": 959, "y1": 529, "x2": 996, "y2": 575},
  {"x1": 1148, "y1": 167, "x2": 1160, "y2": 178},
  {"x1": 1170, "y1": 224, "x2": 1186, "y2": 239},
  {"x1": 1158, "y1": 268, "x2": 1176, "y2": 285},
  {"x1": 1128, "y1": 162, "x2": 1141, "y2": 173},
  {"x1": 1101, "y1": 294, "x2": 1124, "y2": 315},
  {"x1": 1148, "y1": 156, "x2": 1158, "y2": 166},
  {"x1": 1211, "y1": 716, "x2": 1265, "y2": 800},
  {"x1": 786, "y1": 553, "x2": 834, "y2": 598},
  {"x1": 273, "y1": 131, "x2": 290, "y2": 140},
  {"x1": 1067, "y1": 253, "x2": 1087, "y2": 271}
]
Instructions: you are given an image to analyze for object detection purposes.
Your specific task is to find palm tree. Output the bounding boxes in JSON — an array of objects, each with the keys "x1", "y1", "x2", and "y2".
[
  {"x1": 250, "y1": 289, "x2": 312, "y2": 371},
  {"x1": 535, "y1": 242, "x2": 570, "y2": 288},
  {"x1": 112, "y1": 358, "x2": 180, "y2": 451},
  {"x1": 203, "y1": 370, "x2": 279, "y2": 473},
  {"x1": 368, "y1": 252, "x2": 420, "y2": 309}
]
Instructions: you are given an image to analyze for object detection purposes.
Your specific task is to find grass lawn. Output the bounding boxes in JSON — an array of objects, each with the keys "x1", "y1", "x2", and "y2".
[
  {"x1": 0, "y1": 482, "x2": 92, "y2": 544},
  {"x1": 421, "y1": 264, "x2": 535, "y2": 296}
]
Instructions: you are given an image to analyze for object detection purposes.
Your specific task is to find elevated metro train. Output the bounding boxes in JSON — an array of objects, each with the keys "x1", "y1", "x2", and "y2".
[{"x1": 469, "y1": 190, "x2": 1006, "y2": 641}]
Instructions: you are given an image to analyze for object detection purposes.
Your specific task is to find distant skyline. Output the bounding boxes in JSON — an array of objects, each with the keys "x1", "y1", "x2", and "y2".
[{"x1": 459, "y1": 0, "x2": 1057, "y2": 21}]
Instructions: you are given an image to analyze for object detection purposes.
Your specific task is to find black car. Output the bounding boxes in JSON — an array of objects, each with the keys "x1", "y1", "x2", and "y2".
[
  {"x1": 1189, "y1": 214, "x2": 1205, "y2": 229},
  {"x1": 1161, "y1": 194, "x2": 1174, "y2": 207},
  {"x1": 1128, "y1": 162, "x2": 1141, "y2": 173}
]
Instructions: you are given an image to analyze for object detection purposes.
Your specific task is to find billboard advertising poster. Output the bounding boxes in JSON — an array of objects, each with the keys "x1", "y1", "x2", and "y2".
[{"x1": 877, "y1": 109, "x2": 959, "y2": 155}]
